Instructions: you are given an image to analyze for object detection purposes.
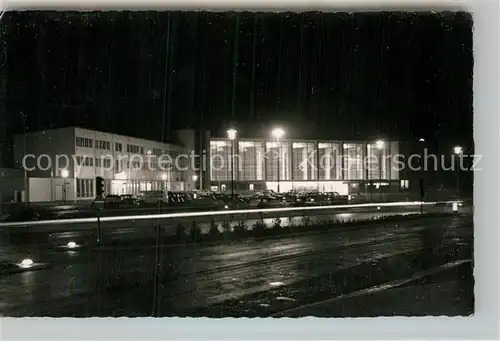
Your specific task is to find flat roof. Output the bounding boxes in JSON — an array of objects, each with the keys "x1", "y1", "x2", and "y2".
[{"x1": 209, "y1": 137, "x2": 398, "y2": 143}]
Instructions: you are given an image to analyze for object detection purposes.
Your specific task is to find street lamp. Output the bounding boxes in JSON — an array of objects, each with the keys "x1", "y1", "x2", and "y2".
[
  {"x1": 61, "y1": 169, "x2": 69, "y2": 202},
  {"x1": 365, "y1": 144, "x2": 372, "y2": 202},
  {"x1": 418, "y1": 138, "x2": 426, "y2": 213},
  {"x1": 271, "y1": 127, "x2": 285, "y2": 140},
  {"x1": 161, "y1": 173, "x2": 167, "y2": 191},
  {"x1": 418, "y1": 137, "x2": 426, "y2": 210},
  {"x1": 227, "y1": 128, "x2": 237, "y2": 141},
  {"x1": 271, "y1": 128, "x2": 285, "y2": 193},
  {"x1": 375, "y1": 140, "x2": 385, "y2": 201},
  {"x1": 453, "y1": 146, "x2": 463, "y2": 196},
  {"x1": 227, "y1": 128, "x2": 237, "y2": 201}
]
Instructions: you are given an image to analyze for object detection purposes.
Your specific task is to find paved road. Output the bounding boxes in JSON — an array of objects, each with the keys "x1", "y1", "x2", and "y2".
[
  {"x1": 0, "y1": 202, "x2": 467, "y2": 247},
  {"x1": 0, "y1": 214, "x2": 472, "y2": 317},
  {"x1": 3, "y1": 199, "x2": 466, "y2": 223},
  {"x1": 276, "y1": 262, "x2": 473, "y2": 317},
  {"x1": 0, "y1": 206, "x2": 461, "y2": 256}
]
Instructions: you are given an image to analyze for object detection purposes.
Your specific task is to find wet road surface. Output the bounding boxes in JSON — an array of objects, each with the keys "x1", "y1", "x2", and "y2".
[
  {"x1": 0, "y1": 214, "x2": 473, "y2": 317},
  {"x1": 0, "y1": 203, "x2": 467, "y2": 252}
]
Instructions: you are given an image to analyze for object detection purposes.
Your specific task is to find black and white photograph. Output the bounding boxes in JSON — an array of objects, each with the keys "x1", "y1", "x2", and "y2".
[{"x1": 0, "y1": 10, "x2": 475, "y2": 318}]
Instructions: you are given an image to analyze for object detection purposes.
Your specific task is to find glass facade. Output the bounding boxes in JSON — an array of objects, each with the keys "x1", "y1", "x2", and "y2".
[
  {"x1": 390, "y1": 141, "x2": 399, "y2": 180},
  {"x1": 209, "y1": 139, "x2": 399, "y2": 183},
  {"x1": 238, "y1": 140, "x2": 265, "y2": 181},
  {"x1": 210, "y1": 140, "x2": 233, "y2": 181},
  {"x1": 292, "y1": 142, "x2": 317, "y2": 181},
  {"x1": 367, "y1": 142, "x2": 391, "y2": 180},
  {"x1": 343, "y1": 143, "x2": 365, "y2": 180},
  {"x1": 318, "y1": 142, "x2": 341, "y2": 180},
  {"x1": 265, "y1": 141, "x2": 290, "y2": 181}
]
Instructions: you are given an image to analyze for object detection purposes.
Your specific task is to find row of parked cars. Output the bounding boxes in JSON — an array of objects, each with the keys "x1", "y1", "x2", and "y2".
[
  {"x1": 247, "y1": 190, "x2": 368, "y2": 208},
  {"x1": 91, "y1": 189, "x2": 369, "y2": 211},
  {"x1": 93, "y1": 190, "x2": 228, "y2": 210},
  {"x1": 0, "y1": 190, "x2": 369, "y2": 222}
]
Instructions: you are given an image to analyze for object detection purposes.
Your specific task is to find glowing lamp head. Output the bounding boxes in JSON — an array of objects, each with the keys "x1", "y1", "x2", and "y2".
[
  {"x1": 453, "y1": 146, "x2": 463, "y2": 155},
  {"x1": 375, "y1": 140, "x2": 385, "y2": 150},
  {"x1": 60, "y1": 169, "x2": 69, "y2": 178},
  {"x1": 271, "y1": 128, "x2": 285, "y2": 140},
  {"x1": 161, "y1": 173, "x2": 167, "y2": 180},
  {"x1": 20, "y1": 258, "x2": 34, "y2": 268},
  {"x1": 227, "y1": 128, "x2": 237, "y2": 141},
  {"x1": 192, "y1": 175, "x2": 199, "y2": 181},
  {"x1": 67, "y1": 241, "x2": 77, "y2": 249},
  {"x1": 418, "y1": 138, "x2": 425, "y2": 142}
]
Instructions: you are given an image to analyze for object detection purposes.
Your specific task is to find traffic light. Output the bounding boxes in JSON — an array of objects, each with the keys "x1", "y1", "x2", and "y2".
[{"x1": 96, "y1": 176, "x2": 105, "y2": 197}]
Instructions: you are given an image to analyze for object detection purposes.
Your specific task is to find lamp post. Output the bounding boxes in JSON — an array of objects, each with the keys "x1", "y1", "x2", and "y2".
[
  {"x1": 365, "y1": 144, "x2": 371, "y2": 201},
  {"x1": 453, "y1": 146, "x2": 463, "y2": 197},
  {"x1": 271, "y1": 128, "x2": 285, "y2": 193},
  {"x1": 61, "y1": 169, "x2": 69, "y2": 202},
  {"x1": 376, "y1": 140, "x2": 385, "y2": 202},
  {"x1": 227, "y1": 128, "x2": 237, "y2": 202},
  {"x1": 167, "y1": 165, "x2": 172, "y2": 191},
  {"x1": 192, "y1": 175, "x2": 199, "y2": 190},
  {"x1": 418, "y1": 138, "x2": 426, "y2": 214},
  {"x1": 161, "y1": 173, "x2": 167, "y2": 191},
  {"x1": 50, "y1": 169, "x2": 54, "y2": 203}
]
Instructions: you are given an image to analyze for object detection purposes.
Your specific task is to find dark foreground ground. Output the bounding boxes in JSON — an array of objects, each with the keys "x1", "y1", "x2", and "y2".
[{"x1": 0, "y1": 214, "x2": 473, "y2": 317}]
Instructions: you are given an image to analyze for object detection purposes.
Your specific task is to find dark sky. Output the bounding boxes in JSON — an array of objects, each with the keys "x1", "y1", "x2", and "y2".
[{"x1": 2, "y1": 11, "x2": 473, "y2": 149}]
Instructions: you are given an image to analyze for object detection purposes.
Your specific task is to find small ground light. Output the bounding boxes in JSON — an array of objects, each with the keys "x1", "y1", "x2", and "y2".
[
  {"x1": 452, "y1": 202, "x2": 459, "y2": 213},
  {"x1": 269, "y1": 281, "x2": 284, "y2": 287},
  {"x1": 377, "y1": 206, "x2": 381, "y2": 210},
  {"x1": 20, "y1": 258, "x2": 34, "y2": 268},
  {"x1": 67, "y1": 241, "x2": 78, "y2": 249}
]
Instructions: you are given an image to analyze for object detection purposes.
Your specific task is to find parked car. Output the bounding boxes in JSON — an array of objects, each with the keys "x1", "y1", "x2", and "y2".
[
  {"x1": 348, "y1": 193, "x2": 368, "y2": 204},
  {"x1": 120, "y1": 194, "x2": 140, "y2": 208},
  {"x1": 137, "y1": 191, "x2": 170, "y2": 205},
  {"x1": 103, "y1": 195, "x2": 123, "y2": 209}
]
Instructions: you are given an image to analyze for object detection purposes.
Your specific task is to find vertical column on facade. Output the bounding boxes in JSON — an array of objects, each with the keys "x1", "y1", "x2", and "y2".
[
  {"x1": 256, "y1": 142, "x2": 263, "y2": 181},
  {"x1": 380, "y1": 143, "x2": 385, "y2": 180},
  {"x1": 289, "y1": 142, "x2": 294, "y2": 189},
  {"x1": 226, "y1": 141, "x2": 231, "y2": 185},
  {"x1": 340, "y1": 141, "x2": 345, "y2": 181},
  {"x1": 264, "y1": 141, "x2": 268, "y2": 182},
  {"x1": 364, "y1": 142, "x2": 369, "y2": 181},
  {"x1": 315, "y1": 142, "x2": 320, "y2": 182},
  {"x1": 234, "y1": 140, "x2": 239, "y2": 183},
  {"x1": 286, "y1": 141, "x2": 291, "y2": 183},
  {"x1": 206, "y1": 144, "x2": 211, "y2": 189},
  {"x1": 334, "y1": 143, "x2": 340, "y2": 180},
  {"x1": 387, "y1": 141, "x2": 391, "y2": 181},
  {"x1": 325, "y1": 146, "x2": 331, "y2": 180},
  {"x1": 302, "y1": 144, "x2": 308, "y2": 180}
]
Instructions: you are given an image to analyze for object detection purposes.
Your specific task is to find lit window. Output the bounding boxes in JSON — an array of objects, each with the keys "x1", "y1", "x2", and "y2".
[{"x1": 400, "y1": 180, "x2": 409, "y2": 189}]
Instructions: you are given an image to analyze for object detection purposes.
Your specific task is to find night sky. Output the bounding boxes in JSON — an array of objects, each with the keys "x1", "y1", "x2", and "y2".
[{"x1": 1, "y1": 11, "x2": 473, "y2": 150}]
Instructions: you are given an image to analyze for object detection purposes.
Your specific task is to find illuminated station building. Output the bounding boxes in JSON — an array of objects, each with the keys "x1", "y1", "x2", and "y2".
[{"x1": 206, "y1": 131, "x2": 404, "y2": 196}]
